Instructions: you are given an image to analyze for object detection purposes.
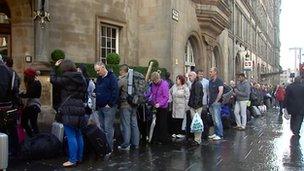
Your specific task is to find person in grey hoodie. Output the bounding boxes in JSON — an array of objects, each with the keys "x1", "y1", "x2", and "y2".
[{"x1": 233, "y1": 73, "x2": 251, "y2": 130}]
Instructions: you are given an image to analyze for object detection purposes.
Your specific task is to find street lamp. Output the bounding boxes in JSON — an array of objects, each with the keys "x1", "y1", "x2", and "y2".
[{"x1": 33, "y1": 0, "x2": 50, "y2": 28}]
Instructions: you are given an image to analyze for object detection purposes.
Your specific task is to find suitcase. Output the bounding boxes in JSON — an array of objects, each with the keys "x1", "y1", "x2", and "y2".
[
  {"x1": 251, "y1": 106, "x2": 261, "y2": 117},
  {"x1": 0, "y1": 133, "x2": 8, "y2": 171},
  {"x1": 83, "y1": 125, "x2": 110, "y2": 158},
  {"x1": 51, "y1": 122, "x2": 64, "y2": 142}
]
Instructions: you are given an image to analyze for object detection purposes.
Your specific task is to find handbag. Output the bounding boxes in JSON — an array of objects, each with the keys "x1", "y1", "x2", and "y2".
[{"x1": 57, "y1": 94, "x2": 86, "y2": 128}]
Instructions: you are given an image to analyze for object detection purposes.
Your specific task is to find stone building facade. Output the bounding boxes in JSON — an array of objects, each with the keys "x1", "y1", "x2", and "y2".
[{"x1": 0, "y1": 0, "x2": 281, "y2": 108}]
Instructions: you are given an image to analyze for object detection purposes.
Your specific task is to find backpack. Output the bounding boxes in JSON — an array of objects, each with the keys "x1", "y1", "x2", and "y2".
[
  {"x1": 127, "y1": 69, "x2": 147, "y2": 106},
  {"x1": 221, "y1": 84, "x2": 233, "y2": 104}
]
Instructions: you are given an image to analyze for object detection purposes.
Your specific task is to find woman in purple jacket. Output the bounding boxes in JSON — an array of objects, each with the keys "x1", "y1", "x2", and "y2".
[{"x1": 145, "y1": 71, "x2": 170, "y2": 144}]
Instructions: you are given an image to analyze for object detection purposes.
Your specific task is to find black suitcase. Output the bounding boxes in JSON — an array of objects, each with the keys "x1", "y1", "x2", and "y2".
[{"x1": 83, "y1": 125, "x2": 110, "y2": 158}]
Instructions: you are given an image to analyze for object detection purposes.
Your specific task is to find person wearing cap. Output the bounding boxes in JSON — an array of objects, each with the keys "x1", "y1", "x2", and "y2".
[{"x1": 20, "y1": 68, "x2": 42, "y2": 137}]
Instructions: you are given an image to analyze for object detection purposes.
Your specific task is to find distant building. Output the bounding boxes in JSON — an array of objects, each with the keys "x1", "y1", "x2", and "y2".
[{"x1": 0, "y1": 0, "x2": 281, "y2": 106}]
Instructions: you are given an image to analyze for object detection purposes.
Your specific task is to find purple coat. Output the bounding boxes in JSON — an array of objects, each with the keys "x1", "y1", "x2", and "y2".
[{"x1": 145, "y1": 80, "x2": 169, "y2": 109}]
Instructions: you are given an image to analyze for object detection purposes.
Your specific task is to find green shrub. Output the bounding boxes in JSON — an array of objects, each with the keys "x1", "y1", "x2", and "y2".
[
  {"x1": 148, "y1": 59, "x2": 159, "y2": 69},
  {"x1": 75, "y1": 63, "x2": 97, "y2": 78},
  {"x1": 51, "y1": 49, "x2": 65, "y2": 62},
  {"x1": 106, "y1": 53, "x2": 120, "y2": 65}
]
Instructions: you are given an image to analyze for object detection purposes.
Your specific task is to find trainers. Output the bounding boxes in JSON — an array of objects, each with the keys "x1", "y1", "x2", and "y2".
[
  {"x1": 208, "y1": 134, "x2": 216, "y2": 139},
  {"x1": 211, "y1": 135, "x2": 222, "y2": 141},
  {"x1": 172, "y1": 134, "x2": 177, "y2": 138},
  {"x1": 176, "y1": 134, "x2": 185, "y2": 138},
  {"x1": 118, "y1": 146, "x2": 130, "y2": 151}
]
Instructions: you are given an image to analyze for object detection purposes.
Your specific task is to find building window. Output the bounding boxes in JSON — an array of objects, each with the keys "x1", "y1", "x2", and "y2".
[
  {"x1": 99, "y1": 24, "x2": 119, "y2": 63},
  {"x1": 184, "y1": 40, "x2": 195, "y2": 74}
]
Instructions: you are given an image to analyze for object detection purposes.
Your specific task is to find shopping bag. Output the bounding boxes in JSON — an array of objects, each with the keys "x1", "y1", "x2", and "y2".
[
  {"x1": 282, "y1": 108, "x2": 290, "y2": 120},
  {"x1": 190, "y1": 112, "x2": 204, "y2": 133}
]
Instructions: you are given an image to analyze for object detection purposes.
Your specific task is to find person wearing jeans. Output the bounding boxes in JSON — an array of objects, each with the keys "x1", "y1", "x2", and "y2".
[
  {"x1": 95, "y1": 62, "x2": 119, "y2": 152},
  {"x1": 64, "y1": 125, "x2": 84, "y2": 164},
  {"x1": 50, "y1": 59, "x2": 87, "y2": 167},
  {"x1": 208, "y1": 67, "x2": 224, "y2": 141},
  {"x1": 98, "y1": 106, "x2": 117, "y2": 151},
  {"x1": 117, "y1": 64, "x2": 140, "y2": 150},
  {"x1": 233, "y1": 73, "x2": 251, "y2": 130}
]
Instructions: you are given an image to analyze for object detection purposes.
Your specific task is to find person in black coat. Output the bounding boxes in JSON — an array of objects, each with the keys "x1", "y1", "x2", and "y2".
[
  {"x1": 188, "y1": 71, "x2": 204, "y2": 145},
  {"x1": 50, "y1": 59, "x2": 87, "y2": 167},
  {"x1": 20, "y1": 68, "x2": 42, "y2": 137},
  {"x1": 285, "y1": 76, "x2": 304, "y2": 137}
]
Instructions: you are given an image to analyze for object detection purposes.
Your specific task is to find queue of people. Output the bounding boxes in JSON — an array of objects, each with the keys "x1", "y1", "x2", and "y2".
[{"x1": 1, "y1": 56, "x2": 303, "y2": 168}]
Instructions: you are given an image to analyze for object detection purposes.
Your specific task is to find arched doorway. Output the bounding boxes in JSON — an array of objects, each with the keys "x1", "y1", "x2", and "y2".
[
  {"x1": 0, "y1": 0, "x2": 11, "y2": 58},
  {"x1": 0, "y1": 0, "x2": 34, "y2": 72},
  {"x1": 184, "y1": 39, "x2": 195, "y2": 74}
]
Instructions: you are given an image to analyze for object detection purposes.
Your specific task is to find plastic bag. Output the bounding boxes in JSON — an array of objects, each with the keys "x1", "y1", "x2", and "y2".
[
  {"x1": 282, "y1": 108, "x2": 291, "y2": 120},
  {"x1": 190, "y1": 112, "x2": 204, "y2": 133},
  {"x1": 88, "y1": 111, "x2": 101, "y2": 129}
]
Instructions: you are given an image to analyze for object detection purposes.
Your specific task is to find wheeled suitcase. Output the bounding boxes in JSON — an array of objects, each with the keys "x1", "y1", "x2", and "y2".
[
  {"x1": 0, "y1": 133, "x2": 8, "y2": 171},
  {"x1": 51, "y1": 122, "x2": 64, "y2": 142},
  {"x1": 251, "y1": 106, "x2": 261, "y2": 117},
  {"x1": 83, "y1": 125, "x2": 110, "y2": 158}
]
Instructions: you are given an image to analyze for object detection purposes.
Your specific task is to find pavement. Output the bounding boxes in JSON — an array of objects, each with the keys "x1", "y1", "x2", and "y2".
[{"x1": 7, "y1": 108, "x2": 304, "y2": 171}]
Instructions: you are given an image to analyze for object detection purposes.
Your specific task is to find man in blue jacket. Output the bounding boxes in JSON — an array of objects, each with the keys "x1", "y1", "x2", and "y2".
[{"x1": 94, "y1": 62, "x2": 119, "y2": 152}]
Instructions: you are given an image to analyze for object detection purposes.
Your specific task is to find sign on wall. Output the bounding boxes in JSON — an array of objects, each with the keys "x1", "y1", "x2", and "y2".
[{"x1": 172, "y1": 9, "x2": 179, "y2": 21}]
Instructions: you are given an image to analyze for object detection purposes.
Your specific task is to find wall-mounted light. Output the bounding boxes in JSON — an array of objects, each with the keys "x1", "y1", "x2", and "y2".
[
  {"x1": 33, "y1": 0, "x2": 50, "y2": 28},
  {"x1": 25, "y1": 55, "x2": 32, "y2": 63}
]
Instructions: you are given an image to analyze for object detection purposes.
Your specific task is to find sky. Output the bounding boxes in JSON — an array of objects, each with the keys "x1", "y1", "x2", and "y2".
[{"x1": 280, "y1": 0, "x2": 304, "y2": 70}]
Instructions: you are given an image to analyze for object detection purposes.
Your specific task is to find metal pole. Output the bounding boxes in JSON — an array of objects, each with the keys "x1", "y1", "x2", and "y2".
[{"x1": 232, "y1": 0, "x2": 236, "y2": 81}]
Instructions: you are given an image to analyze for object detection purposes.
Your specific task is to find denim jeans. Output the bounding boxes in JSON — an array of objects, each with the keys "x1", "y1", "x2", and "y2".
[
  {"x1": 234, "y1": 100, "x2": 248, "y2": 128},
  {"x1": 120, "y1": 107, "x2": 139, "y2": 148},
  {"x1": 64, "y1": 124, "x2": 83, "y2": 163},
  {"x1": 98, "y1": 105, "x2": 117, "y2": 151},
  {"x1": 210, "y1": 102, "x2": 223, "y2": 137}
]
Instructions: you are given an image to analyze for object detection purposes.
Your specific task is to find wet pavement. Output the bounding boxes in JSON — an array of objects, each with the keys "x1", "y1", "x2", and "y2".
[{"x1": 8, "y1": 108, "x2": 304, "y2": 171}]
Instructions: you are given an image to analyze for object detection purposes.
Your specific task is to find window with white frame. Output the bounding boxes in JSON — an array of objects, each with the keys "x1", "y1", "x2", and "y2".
[
  {"x1": 184, "y1": 40, "x2": 195, "y2": 75},
  {"x1": 99, "y1": 23, "x2": 119, "y2": 63}
]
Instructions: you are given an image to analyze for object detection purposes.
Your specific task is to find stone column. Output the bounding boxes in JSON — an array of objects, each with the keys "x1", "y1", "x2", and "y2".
[{"x1": 34, "y1": 0, "x2": 50, "y2": 62}]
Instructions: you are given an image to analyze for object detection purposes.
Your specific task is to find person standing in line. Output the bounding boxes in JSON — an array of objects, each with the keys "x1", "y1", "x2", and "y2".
[
  {"x1": 285, "y1": 76, "x2": 304, "y2": 137},
  {"x1": 94, "y1": 62, "x2": 119, "y2": 152},
  {"x1": 20, "y1": 68, "x2": 42, "y2": 137},
  {"x1": 197, "y1": 70, "x2": 210, "y2": 140},
  {"x1": 233, "y1": 73, "x2": 251, "y2": 131},
  {"x1": 208, "y1": 67, "x2": 224, "y2": 141},
  {"x1": 275, "y1": 83, "x2": 286, "y2": 116},
  {"x1": 0, "y1": 56, "x2": 20, "y2": 157},
  {"x1": 188, "y1": 71, "x2": 204, "y2": 145},
  {"x1": 169, "y1": 75, "x2": 189, "y2": 138},
  {"x1": 145, "y1": 71, "x2": 170, "y2": 144},
  {"x1": 50, "y1": 59, "x2": 87, "y2": 167},
  {"x1": 117, "y1": 64, "x2": 140, "y2": 150}
]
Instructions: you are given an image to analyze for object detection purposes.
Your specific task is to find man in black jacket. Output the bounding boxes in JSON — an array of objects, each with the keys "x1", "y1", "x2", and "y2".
[
  {"x1": 188, "y1": 71, "x2": 204, "y2": 145},
  {"x1": 0, "y1": 56, "x2": 20, "y2": 157},
  {"x1": 285, "y1": 76, "x2": 304, "y2": 137}
]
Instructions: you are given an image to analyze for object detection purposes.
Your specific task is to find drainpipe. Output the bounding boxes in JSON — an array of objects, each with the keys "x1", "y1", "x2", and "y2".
[{"x1": 232, "y1": 0, "x2": 236, "y2": 81}]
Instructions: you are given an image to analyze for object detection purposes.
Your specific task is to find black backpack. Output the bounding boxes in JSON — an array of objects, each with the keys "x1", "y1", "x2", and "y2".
[{"x1": 221, "y1": 84, "x2": 233, "y2": 104}]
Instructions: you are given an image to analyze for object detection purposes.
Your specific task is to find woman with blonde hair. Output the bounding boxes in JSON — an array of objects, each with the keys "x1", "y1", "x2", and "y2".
[{"x1": 145, "y1": 71, "x2": 170, "y2": 144}]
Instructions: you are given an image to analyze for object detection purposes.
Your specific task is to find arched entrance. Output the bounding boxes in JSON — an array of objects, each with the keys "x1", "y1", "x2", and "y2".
[
  {"x1": 184, "y1": 35, "x2": 201, "y2": 74},
  {"x1": 0, "y1": 0, "x2": 34, "y2": 72},
  {"x1": 0, "y1": 0, "x2": 11, "y2": 58}
]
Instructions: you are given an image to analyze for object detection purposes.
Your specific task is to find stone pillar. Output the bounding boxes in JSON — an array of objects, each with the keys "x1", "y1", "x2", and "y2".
[{"x1": 34, "y1": 0, "x2": 50, "y2": 62}]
